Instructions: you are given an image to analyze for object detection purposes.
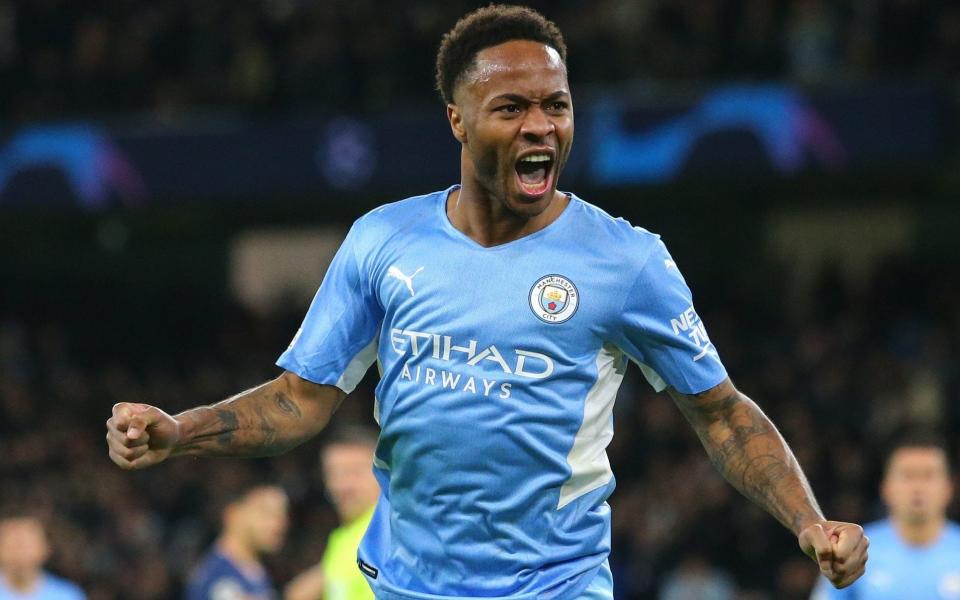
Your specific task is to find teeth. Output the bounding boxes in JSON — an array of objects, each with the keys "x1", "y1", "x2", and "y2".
[{"x1": 520, "y1": 154, "x2": 551, "y2": 163}]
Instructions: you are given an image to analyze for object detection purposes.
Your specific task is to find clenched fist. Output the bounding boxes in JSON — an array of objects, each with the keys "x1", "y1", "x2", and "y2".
[
  {"x1": 105, "y1": 402, "x2": 180, "y2": 470},
  {"x1": 799, "y1": 521, "x2": 869, "y2": 588}
]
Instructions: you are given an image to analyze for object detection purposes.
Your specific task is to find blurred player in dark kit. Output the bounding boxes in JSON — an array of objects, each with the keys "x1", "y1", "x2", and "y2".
[{"x1": 186, "y1": 485, "x2": 289, "y2": 600}]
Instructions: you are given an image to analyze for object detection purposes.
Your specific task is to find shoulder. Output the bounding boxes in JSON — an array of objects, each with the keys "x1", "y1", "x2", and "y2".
[
  {"x1": 862, "y1": 519, "x2": 896, "y2": 540},
  {"x1": 566, "y1": 194, "x2": 666, "y2": 268},
  {"x1": 188, "y1": 550, "x2": 235, "y2": 586},
  {"x1": 943, "y1": 521, "x2": 960, "y2": 545},
  {"x1": 186, "y1": 554, "x2": 256, "y2": 600},
  {"x1": 342, "y1": 188, "x2": 448, "y2": 277},
  {"x1": 192, "y1": 549, "x2": 229, "y2": 572},
  {"x1": 41, "y1": 573, "x2": 86, "y2": 599},
  {"x1": 351, "y1": 188, "x2": 447, "y2": 242}
]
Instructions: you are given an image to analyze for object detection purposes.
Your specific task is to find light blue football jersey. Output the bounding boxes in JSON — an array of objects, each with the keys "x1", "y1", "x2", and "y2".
[
  {"x1": 278, "y1": 186, "x2": 728, "y2": 599},
  {"x1": 0, "y1": 572, "x2": 86, "y2": 600},
  {"x1": 811, "y1": 519, "x2": 960, "y2": 600}
]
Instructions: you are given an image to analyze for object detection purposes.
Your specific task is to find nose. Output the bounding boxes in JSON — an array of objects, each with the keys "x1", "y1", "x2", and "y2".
[{"x1": 520, "y1": 104, "x2": 555, "y2": 141}]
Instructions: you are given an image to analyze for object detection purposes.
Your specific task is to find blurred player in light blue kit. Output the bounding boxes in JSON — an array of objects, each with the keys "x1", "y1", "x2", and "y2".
[
  {"x1": 106, "y1": 5, "x2": 868, "y2": 599},
  {"x1": 0, "y1": 516, "x2": 85, "y2": 600},
  {"x1": 812, "y1": 431, "x2": 960, "y2": 600},
  {"x1": 186, "y1": 485, "x2": 289, "y2": 600}
]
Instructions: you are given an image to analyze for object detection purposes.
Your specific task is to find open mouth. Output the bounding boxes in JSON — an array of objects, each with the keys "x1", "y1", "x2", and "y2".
[{"x1": 515, "y1": 152, "x2": 555, "y2": 198}]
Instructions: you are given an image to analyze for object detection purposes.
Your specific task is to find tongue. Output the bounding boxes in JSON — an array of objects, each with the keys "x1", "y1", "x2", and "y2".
[{"x1": 519, "y1": 165, "x2": 547, "y2": 184}]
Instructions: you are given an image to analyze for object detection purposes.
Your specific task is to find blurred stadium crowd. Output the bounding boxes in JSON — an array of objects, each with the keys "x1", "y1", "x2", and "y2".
[
  {"x1": 2, "y1": 253, "x2": 957, "y2": 599},
  {"x1": 2, "y1": 0, "x2": 960, "y2": 121}
]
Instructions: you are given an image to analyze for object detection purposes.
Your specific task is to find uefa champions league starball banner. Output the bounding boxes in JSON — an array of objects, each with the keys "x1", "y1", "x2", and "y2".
[{"x1": 0, "y1": 84, "x2": 945, "y2": 209}]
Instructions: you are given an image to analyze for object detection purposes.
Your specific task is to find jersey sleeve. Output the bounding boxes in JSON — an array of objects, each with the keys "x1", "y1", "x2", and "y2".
[
  {"x1": 276, "y1": 220, "x2": 384, "y2": 393},
  {"x1": 614, "y1": 237, "x2": 728, "y2": 394}
]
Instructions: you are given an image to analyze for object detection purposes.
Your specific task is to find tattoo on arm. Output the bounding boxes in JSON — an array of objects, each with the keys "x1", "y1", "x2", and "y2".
[
  {"x1": 172, "y1": 376, "x2": 335, "y2": 458},
  {"x1": 671, "y1": 385, "x2": 823, "y2": 534},
  {"x1": 215, "y1": 409, "x2": 238, "y2": 446},
  {"x1": 255, "y1": 405, "x2": 278, "y2": 449},
  {"x1": 275, "y1": 391, "x2": 302, "y2": 419}
]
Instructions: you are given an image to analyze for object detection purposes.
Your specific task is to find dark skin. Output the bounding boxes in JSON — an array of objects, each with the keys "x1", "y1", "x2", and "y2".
[
  {"x1": 446, "y1": 40, "x2": 572, "y2": 246},
  {"x1": 669, "y1": 380, "x2": 868, "y2": 587},
  {"x1": 106, "y1": 38, "x2": 867, "y2": 589},
  {"x1": 106, "y1": 371, "x2": 342, "y2": 464}
]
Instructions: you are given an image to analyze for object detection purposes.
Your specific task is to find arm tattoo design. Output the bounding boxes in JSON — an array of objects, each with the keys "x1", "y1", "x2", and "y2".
[
  {"x1": 275, "y1": 391, "x2": 302, "y2": 419},
  {"x1": 255, "y1": 405, "x2": 279, "y2": 449},
  {"x1": 674, "y1": 388, "x2": 823, "y2": 534},
  {"x1": 173, "y1": 378, "x2": 328, "y2": 458},
  {"x1": 215, "y1": 409, "x2": 238, "y2": 446}
]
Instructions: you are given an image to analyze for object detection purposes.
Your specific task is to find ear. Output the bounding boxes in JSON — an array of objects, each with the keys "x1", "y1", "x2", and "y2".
[{"x1": 447, "y1": 103, "x2": 467, "y2": 144}]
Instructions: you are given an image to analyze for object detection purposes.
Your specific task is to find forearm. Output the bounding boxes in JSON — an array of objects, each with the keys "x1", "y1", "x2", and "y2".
[
  {"x1": 672, "y1": 386, "x2": 824, "y2": 534},
  {"x1": 172, "y1": 372, "x2": 341, "y2": 458}
]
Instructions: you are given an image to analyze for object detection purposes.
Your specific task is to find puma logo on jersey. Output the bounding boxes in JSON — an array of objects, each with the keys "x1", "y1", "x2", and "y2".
[{"x1": 388, "y1": 265, "x2": 424, "y2": 296}]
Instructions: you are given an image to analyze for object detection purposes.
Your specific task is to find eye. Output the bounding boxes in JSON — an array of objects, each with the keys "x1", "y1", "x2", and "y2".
[
  {"x1": 547, "y1": 101, "x2": 569, "y2": 112},
  {"x1": 496, "y1": 104, "x2": 522, "y2": 114}
]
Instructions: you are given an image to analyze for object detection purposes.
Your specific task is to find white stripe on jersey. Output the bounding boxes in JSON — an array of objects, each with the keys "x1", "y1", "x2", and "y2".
[
  {"x1": 559, "y1": 343, "x2": 625, "y2": 509},
  {"x1": 335, "y1": 334, "x2": 379, "y2": 393}
]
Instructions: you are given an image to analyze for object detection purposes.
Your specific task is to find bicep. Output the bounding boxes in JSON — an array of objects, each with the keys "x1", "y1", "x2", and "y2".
[
  {"x1": 666, "y1": 377, "x2": 741, "y2": 425},
  {"x1": 616, "y1": 238, "x2": 727, "y2": 395}
]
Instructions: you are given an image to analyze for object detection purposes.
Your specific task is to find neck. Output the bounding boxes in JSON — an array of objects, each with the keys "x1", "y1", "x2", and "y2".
[
  {"x1": 3, "y1": 569, "x2": 41, "y2": 593},
  {"x1": 450, "y1": 170, "x2": 566, "y2": 247},
  {"x1": 895, "y1": 515, "x2": 945, "y2": 546},
  {"x1": 217, "y1": 533, "x2": 258, "y2": 566},
  {"x1": 340, "y1": 502, "x2": 375, "y2": 525}
]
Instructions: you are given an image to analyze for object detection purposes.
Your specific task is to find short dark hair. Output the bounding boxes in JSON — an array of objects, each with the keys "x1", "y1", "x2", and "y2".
[
  {"x1": 0, "y1": 512, "x2": 46, "y2": 529},
  {"x1": 435, "y1": 4, "x2": 567, "y2": 105},
  {"x1": 884, "y1": 428, "x2": 950, "y2": 472},
  {"x1": 321, "y1": 424, "x2": 379, "y2": 452},
  {"x1": 219, "y1": 483, "x2": 286, "y2": 513}
]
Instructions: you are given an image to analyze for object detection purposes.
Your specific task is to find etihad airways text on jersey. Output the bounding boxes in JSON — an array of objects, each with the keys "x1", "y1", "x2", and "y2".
[{"x1": 388, "y1": 328, "x2": 555, "y2": 379}]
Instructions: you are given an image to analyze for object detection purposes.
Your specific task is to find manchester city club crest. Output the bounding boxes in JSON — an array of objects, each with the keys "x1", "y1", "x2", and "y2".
[{"x1": 529, "y1": 275, "x2": 579, "y2": 323}]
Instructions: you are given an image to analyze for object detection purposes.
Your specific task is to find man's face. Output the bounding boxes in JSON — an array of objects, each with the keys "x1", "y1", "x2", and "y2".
[
  {"x1": 881, "y1": 447, "x2": 953, "y2": 525},
  {"x1": 322, "y1": 443, "x2": 380, "y2": 523},
  {"x1": 0, "y1": 518, "x2": 49, "y2": 575},
  {"x1": 234, "y1": 487, "x2": 289, "y2": 555},
  {"x1": 449, "y1": 39, "x2": 573, "y2": 217}
]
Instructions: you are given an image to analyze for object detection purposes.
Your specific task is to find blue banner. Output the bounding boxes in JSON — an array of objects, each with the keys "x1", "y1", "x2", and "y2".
[{"x1": 0, "y1": 84, "x2": 945, "y2": 209}]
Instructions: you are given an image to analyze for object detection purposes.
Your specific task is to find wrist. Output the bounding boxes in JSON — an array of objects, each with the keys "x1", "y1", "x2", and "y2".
[
  {"x1": 796, "y1": 515, "x2": 827, "y2": 536},
  {"x1": 168, "y1": 412, "x2": 192, "y2": 456}
]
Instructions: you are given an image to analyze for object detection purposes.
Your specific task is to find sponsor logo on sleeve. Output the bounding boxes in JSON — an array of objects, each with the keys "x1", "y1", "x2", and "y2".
[{"x1": 670, "y1": 305, "x2": 719, "y2": 363}]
